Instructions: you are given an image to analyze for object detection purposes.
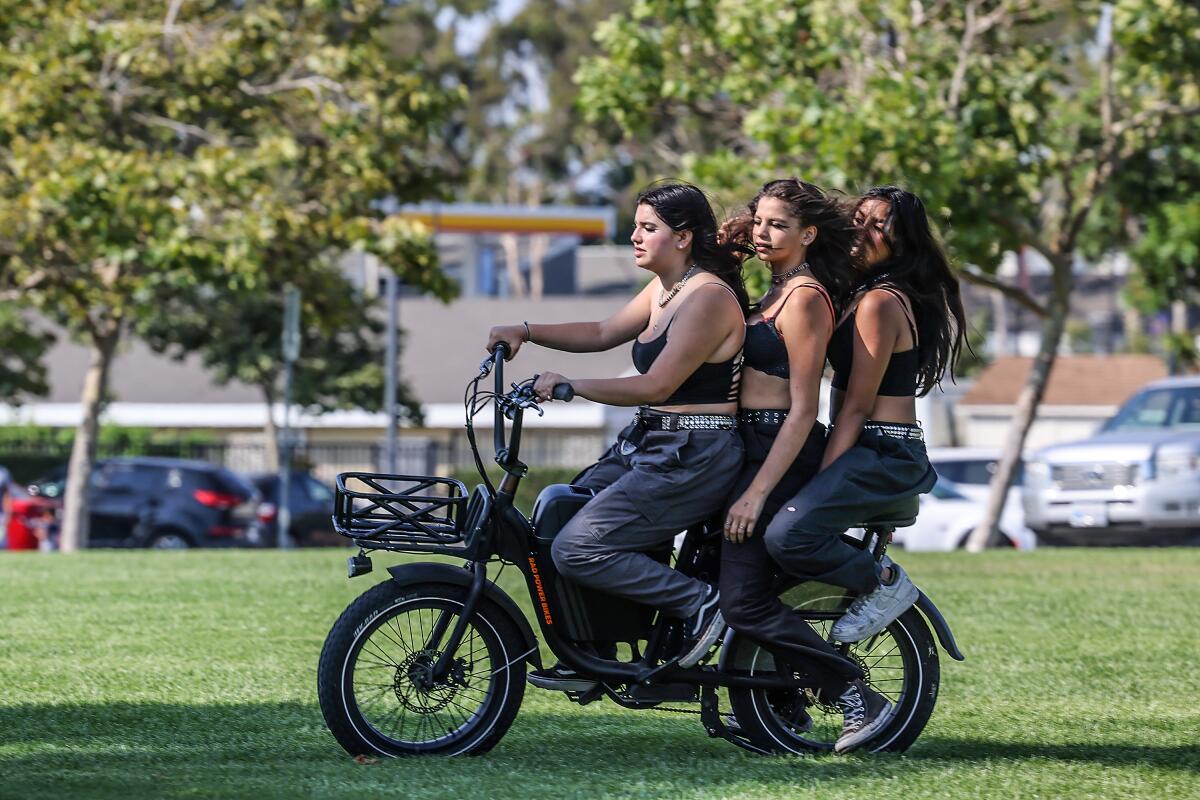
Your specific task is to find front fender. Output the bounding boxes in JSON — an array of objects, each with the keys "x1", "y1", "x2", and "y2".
[
  {"x1": 386, "y1": 562, "x2": 543, "y2": 669},
  {"x1": 915, "y1": 589, "x2": 965, "y2": 661}
]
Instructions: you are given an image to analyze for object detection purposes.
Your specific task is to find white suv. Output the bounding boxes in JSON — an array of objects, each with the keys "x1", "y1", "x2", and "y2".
[{"x1": 1022, "y1": 375, "x2": 1200, "y2": 545}]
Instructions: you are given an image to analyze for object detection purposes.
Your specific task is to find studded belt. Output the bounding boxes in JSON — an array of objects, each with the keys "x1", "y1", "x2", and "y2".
[
  {"x1": 738, "y1": 409, "x2": 788, "y2": 425},
  {"x1": 861, "y1": 422, "x2": 924, "y2": 441},
  {"x1": 635, "y1": 408, "x2": 737, "y2": 431}
]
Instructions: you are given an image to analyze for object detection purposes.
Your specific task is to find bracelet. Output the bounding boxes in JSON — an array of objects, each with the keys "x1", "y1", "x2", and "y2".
[{"x1": 523, "y1": 321, "x2": 532, "y2": 342}]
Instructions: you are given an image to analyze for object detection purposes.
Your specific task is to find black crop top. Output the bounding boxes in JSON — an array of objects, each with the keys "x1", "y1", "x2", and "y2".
[
  {"x1": 828, "y1": 285, "x2": 919, "y2": 397},
  {"x1": 743, "y1": 283, "x2": 836, "y2": 380},
  {"x1": 631, "y1": 285, "x2": 742, "y2": 405}
]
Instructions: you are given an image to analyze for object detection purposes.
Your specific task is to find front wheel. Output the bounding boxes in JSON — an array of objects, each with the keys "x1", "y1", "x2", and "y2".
[
  {"x1": 317, "y1": 579, "x2": 527, "y2": 757},
  {"x1": 725, "y1": 581, "x2": 939, "y2": 754}
]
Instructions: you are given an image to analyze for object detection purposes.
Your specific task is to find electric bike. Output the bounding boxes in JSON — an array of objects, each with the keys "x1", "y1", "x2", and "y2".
[{"x1": 316, "y1": 345, "x2": 964, "y2": 756}]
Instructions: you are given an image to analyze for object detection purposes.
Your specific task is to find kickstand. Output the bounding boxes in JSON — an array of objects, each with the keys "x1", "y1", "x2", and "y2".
[{"x1": 699, "y1": 686, "x2": 769, "y2": 755}]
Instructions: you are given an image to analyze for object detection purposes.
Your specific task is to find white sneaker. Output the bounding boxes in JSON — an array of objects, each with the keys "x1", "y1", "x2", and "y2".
[{"x1": 831, "y1": 560, "x2": 918, "y2": 643}]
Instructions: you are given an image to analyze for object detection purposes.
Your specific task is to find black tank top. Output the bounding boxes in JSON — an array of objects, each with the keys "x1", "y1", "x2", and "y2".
[
  {"x1": 631, "y1": 283, "x2": 742, "y2": 405},
  {"x1": 742, "y1": 283, "x2": 836, "y2": 380},
  {"x1": 828, "y1": 285, "x2": 919, "y2": 396}
]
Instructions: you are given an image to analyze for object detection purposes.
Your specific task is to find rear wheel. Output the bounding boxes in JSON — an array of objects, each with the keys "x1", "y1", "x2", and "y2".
[
  {"x1": 317, "y1": 580, "x2": 526, "y2": 757},
  {"x1": 726, "y1": 581, "x2": 939, "y2": 754}
]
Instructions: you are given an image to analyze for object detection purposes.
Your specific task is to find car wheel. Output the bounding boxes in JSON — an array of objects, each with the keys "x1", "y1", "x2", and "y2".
[{"x1": 149, "y1": 531, "x2": 191, "y2": 550}]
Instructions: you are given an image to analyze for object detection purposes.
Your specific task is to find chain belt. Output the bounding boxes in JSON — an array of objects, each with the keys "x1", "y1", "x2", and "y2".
[
  {"x1": 738, "y1": 409, "x2": 788, "y2": 425},
  {"x1": 635, "y1": 408, "x2": 737, "y2": 432},
  {"x1": 861, "y1": 422, "x2": 924, "y2": 441}
]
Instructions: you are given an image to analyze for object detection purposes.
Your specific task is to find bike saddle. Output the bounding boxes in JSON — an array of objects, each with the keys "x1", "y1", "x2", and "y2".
[{"x1": 853, "y1": 496, "x2": 919, "y2": 529}]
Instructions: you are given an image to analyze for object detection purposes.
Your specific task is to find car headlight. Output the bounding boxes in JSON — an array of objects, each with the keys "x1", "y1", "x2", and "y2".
[
  {"x1": 1152, "y1": 446, "x2": 1200, "y2": 480},
  {"x1": 1025, "y1": 461, "x2": 1051, "y2": 485}
]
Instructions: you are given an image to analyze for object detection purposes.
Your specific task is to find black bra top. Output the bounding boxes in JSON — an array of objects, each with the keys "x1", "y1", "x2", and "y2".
[
  {"x1": 743, "y1": 283, "x2": 836, "y2": 380},
  {"x1": 631, "y1": 284, "x2": 742, "y2": 405},
  {"x1": 828, "y1": 285, "x2": 919, "y2": 396}
]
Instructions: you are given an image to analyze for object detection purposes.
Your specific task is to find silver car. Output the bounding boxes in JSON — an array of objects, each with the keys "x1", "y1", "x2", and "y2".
[{"x1": 1023, "y1": 375, "x2": 1200, "y2": 545}]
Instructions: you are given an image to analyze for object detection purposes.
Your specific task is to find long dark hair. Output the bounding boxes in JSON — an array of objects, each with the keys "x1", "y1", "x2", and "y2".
[
  {"x1": 636, "y1": 182, "x2": 752, "y2": 314},
  {"x1": 737, "y1": 178, "x2": 858, "y2": 313},
  {"x1": 855, "y1": 186, "x2": 968, "y2": 395}
]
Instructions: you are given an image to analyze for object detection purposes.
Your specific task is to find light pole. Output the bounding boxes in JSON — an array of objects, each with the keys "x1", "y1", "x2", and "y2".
[
  {"x1": 279, "y1": 284, "x2": 301, "y2": 549},
  {"x1": 384, "y1": 267, "x2": 398, "y2": 473}
]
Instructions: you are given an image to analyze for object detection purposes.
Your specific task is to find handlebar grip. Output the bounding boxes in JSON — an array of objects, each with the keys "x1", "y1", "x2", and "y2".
[
  {"x1": 493, "y1": 342, "x2": 510, "y2": 360},
  {"x1": 552, "y1": 383, "x2": 575, "y2": 402}
]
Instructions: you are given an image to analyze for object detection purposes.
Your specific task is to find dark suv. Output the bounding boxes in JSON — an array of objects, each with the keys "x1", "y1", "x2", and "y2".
[
  {"x1": 250, "y1": 471, "x2": 341, "y2": 547},
  {"x1": 27, "y1": 457, "x2": 262, "y2": 549}
]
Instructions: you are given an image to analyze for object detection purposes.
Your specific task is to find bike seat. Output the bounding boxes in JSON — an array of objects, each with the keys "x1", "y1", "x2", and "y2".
[{"x1": 853, "y1": 497, "x2": 919, "y2": 530}]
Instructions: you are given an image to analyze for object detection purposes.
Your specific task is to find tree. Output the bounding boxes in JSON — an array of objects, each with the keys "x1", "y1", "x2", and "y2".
[
  {"x1": 139, "y1": 263, "x2": 438, "y2": 469},
  {"x1": 387, "y1": 0, "x2": 634, "y2": 295},
  {"x1": 577, "y1": 0, "x2": 1200, "y2": 548},
  {"x1": 0, "y1": 306, "x2": 54, "y2": 404},
  {"x1": 0, "y1": 1, "x2": 460, "y2": 551}
]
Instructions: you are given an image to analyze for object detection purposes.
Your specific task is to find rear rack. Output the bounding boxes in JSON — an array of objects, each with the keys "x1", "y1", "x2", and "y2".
[{"x1": 333, "y1": 472, "x2": 488, "y2": 555}]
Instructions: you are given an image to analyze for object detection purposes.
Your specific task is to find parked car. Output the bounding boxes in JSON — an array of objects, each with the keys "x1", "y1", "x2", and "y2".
[
  {"x1": 889, "y1": 476, "x2": 1035, "y2": 551},
  {"x1": 250, "y1": 471, "x2": 342, "y2": 547},
  {"x1": 1023, "y1": 375, "x2": 1200, "y2": 545},
  {"x1": 926, "y1": 447, "x2": 1033, "y2": 542},
  {"x1": 27, "y1": 457, "x2": 263, "y2": 549}
]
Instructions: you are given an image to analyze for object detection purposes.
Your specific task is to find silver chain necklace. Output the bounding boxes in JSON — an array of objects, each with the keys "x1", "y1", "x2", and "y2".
[
  {"x1": 771, "y1": 261, "x2": 810, "y2": 287},
  {"x1": 657, "y1": 266, "x2": 697, "y2": 308}
]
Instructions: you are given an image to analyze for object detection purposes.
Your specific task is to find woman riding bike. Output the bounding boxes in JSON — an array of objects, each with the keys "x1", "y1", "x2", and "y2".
[
  {"x1": 756, "y1": 185, "x2": 967, "y2": 751},
  {"x1": 715, "y1": 178, "x2": 875, "y2": 747},
  {"x1": 487, "y1": 182, "x2": 751, "y2": 690}
]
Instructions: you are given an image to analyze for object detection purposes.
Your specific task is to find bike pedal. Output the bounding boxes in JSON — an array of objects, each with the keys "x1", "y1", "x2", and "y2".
[{"x1": 628, "y1": 682, "x2": 698, "y2": 703}]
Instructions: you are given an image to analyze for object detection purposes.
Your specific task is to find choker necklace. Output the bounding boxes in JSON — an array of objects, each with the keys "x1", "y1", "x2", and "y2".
[
  {"x1": 657, "y1": 266, "x2": 697, "y2": 307},
  {"x1": 771, "y1": 261, "x2": 810, "y2": 286}
]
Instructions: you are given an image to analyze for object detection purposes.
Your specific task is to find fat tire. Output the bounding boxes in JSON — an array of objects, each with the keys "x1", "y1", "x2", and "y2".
[
  {"x1": 727, "y1": 605, "x2": 939, "y2": 755},
  {"x1": 317, "y1": 579, "x2": 526, "y2": 757}
]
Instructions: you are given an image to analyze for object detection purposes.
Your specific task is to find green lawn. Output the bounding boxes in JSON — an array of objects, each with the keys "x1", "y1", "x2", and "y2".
[{"x1": 1, "y1": 549, "x2": 1197, "y2": 800}]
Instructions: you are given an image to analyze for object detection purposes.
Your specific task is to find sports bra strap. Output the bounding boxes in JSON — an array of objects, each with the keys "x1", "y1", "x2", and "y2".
[
  {"x1": 872, "y1": 285, "x2": 919, "y2": 349},
  {"x1": 763, "y1": 282, "x2": 836, "y2": 326}
]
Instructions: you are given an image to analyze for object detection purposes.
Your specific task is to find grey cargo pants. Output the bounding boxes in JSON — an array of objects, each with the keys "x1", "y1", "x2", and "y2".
[{"x1": 551, "y1": 417, "x2": 744, "y2": 618}]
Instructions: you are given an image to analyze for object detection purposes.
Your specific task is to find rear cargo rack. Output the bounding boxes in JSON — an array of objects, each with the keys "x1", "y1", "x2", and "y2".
[{"x1": 333, "y1": 472, "x2": 482, "y2": 554}]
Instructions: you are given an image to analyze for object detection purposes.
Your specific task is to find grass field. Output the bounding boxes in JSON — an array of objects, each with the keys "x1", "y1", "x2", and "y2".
[{"x1": 1, "y1": 548, "x2": 1197, "y2": 800}]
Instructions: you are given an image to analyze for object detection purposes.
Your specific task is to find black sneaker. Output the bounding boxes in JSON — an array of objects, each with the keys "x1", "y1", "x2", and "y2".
[
  {"x1": 833, "y1": 679, "x2": 893, "y2": 753},
  {"x1": 677, "y1": 586, "x2": 725, "y2": 668},
  {"x1": 526, "y1": 662, "x2": 599, "y2": 693}
]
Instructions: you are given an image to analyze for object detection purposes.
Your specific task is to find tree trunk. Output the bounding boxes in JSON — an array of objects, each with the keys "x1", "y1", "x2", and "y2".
[
  {"x1": 966, "y1": 256, "x2": 1071, "y2": 552},
  {"x1": 59, "y1": 325, "x2": 120, "y2": 553},
  {"x1": 499, "y1": 233, "x2": 525, "y2": 298},
  {"x1": 263, "y1": 385, "x2": 280, "y2": 471}
]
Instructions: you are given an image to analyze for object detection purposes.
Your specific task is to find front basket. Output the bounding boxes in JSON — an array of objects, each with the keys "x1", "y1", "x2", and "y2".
[{"x1": 333, "y1": 472, "x2": 472, "y2": 554}]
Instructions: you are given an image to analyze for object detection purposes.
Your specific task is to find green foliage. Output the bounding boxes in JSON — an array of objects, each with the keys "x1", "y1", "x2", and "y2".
[
  {"x1": 0, "y1": 0, "x2": 461, "y2": 374},
  {"x1": 138, "y1": 265, "x2": 424, "y2": 421},
  {"x1": 0, "y1": 307, "x2": 53, "y2": 403},
  {"x1": 388, "y1": 0, "x2": 631, "y2": 206},
  {"x1": 578, "y1": 0, "x2": 1199, "y2": 277}
]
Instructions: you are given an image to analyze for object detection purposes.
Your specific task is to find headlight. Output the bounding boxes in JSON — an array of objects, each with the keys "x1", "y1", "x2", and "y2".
[
  {"x1": 1153, "y1": 446, "x2": 1200, "y2": 480},
  {"x1": 1025, "y1": 461, "x2": 1051, "y2": 485}
]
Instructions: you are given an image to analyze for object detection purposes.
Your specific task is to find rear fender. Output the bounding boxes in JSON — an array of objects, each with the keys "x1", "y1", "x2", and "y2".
[
  {"x1": 386, "y1": 563, "x2": 543, "y2": 669},
  {"x1": 915, "y1": 589, "x2": 965, "y2": 661}
]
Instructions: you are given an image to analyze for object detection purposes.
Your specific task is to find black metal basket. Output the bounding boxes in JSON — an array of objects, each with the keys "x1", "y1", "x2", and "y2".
[{"x1": 333, "y1": 472, "x2": 484, "y2": 555}]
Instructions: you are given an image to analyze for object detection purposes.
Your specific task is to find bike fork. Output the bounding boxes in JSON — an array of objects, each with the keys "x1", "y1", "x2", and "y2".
[{"x1": 428, "y1": 561, "x2": 488, "y2": 681}]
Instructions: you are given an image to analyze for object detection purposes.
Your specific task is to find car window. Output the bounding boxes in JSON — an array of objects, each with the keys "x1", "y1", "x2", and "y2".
[
  {"x1": 930, "y1": 458, "x2": 1024, "y2": 487},
  {"x1": 1106, "y1": 386, "x2": 1200, "y2": 430},
  {"x1": 303, "y1": 477, "x2": 335, "y2": 503},
  {"x1": 96, "y1": 463, "x2": 165, "y2": 493},
  {"x1": 930, "y1": 478, "x2": 967, "y2": 500}
]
